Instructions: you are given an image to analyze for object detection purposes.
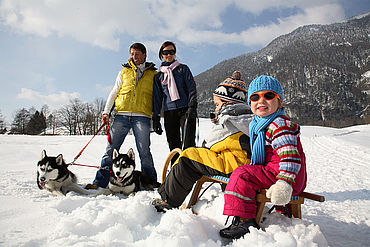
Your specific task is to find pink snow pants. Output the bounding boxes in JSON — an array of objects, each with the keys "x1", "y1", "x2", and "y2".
[{"x1": 223, "y1": 143, "x2": 307, "y2": 219}]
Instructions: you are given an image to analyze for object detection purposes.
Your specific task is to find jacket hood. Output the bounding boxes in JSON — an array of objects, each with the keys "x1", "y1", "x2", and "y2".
[{"x1": 123, "y1": 58, "x2": 156, "y2": 70}]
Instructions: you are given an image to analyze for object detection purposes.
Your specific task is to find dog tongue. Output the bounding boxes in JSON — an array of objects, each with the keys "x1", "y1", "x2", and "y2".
[
  {"x1": 117, "y1": 177, "x2": 123, "y2": 182},
  {"x1": 39, "y1": 181, "x2": 46, "y2": 187}
]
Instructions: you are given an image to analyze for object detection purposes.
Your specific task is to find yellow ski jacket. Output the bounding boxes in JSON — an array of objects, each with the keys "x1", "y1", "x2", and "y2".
[
  {"x1": 104, "y1": 58, "x2": 157, "y2": 117},
  {"x1": 174, "y1": 103, "x2": 253, "y2": 175}
]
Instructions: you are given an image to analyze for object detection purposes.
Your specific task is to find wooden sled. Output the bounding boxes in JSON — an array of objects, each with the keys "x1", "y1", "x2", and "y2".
[{"x1": 162, "y1": 148, "x2": 325, "y2": 223}]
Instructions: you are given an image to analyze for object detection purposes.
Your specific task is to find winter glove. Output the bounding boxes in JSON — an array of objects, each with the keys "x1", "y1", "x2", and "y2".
[
  {"x1": 186, "y1": 100, "x2": 197, "y2": 119},
  {"x1": 186, "y1": 106, "x2": 197, "y2": 119},
  {"x1": 102, "y1": 114, "x2": 109, "y2": 125},
  {"x1": 266, "y1": 180, "x2": 293, "y2": 206},
  {"x1": 152, "y1": 116, "x2": 163, "y2": 135},
  {"x1": 210, "y1": 112, "x2": 217, "y2": 124}
]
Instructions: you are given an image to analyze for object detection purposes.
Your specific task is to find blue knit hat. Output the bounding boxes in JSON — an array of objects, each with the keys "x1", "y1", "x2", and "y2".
[{"x1": 247, "y1": 75, "x2": 284, "y2": 105}]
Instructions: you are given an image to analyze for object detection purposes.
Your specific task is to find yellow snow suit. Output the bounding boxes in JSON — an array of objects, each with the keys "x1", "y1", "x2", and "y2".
[{"x1": 158, "y1": 103, "x2": 253, "y2": 207}]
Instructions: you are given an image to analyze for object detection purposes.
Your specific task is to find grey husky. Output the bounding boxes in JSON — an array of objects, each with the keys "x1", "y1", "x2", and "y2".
[
  {"x1": 96, "y1": 148, "x2": 160, "y2": 196},
  {"x1": 37, "y1": 150, "x2": 91, "y2": 196}
]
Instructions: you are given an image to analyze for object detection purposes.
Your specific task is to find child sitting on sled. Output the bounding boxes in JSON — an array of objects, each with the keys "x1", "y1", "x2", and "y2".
[
  {"x1": 152, "y1": 76, "x2": 253, "y2": 211},
  {"x1": 219, "y1": 75, "x2": 307, "y2": 239}
]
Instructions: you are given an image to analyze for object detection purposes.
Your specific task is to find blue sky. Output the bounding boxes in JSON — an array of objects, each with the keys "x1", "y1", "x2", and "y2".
[{"x1": 0, "y1": 0, "x2": 369, "y2": 125}]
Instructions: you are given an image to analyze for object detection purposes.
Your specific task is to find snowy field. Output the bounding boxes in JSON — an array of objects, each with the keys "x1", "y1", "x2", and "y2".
[{"x1": 0, "y1": 119, "x2": 369, "y2": 247}]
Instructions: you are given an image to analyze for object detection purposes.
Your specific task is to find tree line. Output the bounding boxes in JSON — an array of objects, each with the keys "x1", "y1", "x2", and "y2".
[
  {"x1": 2, "y1": 98, "x2": 107, "y2": 135},
  {"x1": 0, "y1": 110, "x2": 6, "y2": 134}
]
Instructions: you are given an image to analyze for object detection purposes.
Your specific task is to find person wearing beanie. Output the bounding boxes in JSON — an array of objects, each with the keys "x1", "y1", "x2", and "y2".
[
  {"x1": 152, "y1": 75, "x2": 254, "y2": 212},
  {"x1": 219, "y1": 75, "x2": 307, "y2": 239}
]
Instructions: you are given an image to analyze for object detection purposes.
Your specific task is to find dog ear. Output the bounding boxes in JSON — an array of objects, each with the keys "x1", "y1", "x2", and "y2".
[
  {"x1": 127, "y1": 148, "x2": 135, "y2": 160},
  {"x1": 56, "y1": 154, "x2": 64, "y2": 166},
  {"x1": 41, "y1": 150, "x2": 47, "y2": 160},
  {"x1": 113, "y1": 149, "x2": 119, "y2": 159}
]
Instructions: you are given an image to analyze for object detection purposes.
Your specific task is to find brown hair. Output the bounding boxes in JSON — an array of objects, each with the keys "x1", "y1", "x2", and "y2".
[
  {"x1": 129, "y1": 43, "x2": 146, "y2": 54},
  {"x1": 158, "y1": 41, "x2": 176, "y2": 60}
]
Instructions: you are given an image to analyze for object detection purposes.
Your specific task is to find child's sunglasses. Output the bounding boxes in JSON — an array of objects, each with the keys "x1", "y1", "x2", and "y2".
[
  {"x1": 162, "y1": 49, "x2": 176, "y2": 55},
  {"x1": 249, "y1": 91, "x2": 280, "y2": 102}
]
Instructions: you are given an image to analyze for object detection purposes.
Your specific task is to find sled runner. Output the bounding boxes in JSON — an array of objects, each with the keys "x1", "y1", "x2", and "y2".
[{"x1": 162, "y1": 149, "x2": 325, "y2": 223}]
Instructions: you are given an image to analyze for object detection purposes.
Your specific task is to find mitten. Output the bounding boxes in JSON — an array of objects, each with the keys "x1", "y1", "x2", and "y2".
[
  {"x1": 266, "y1": 180, "x2": 293, "y2": 206},
  {"x1": 152, "y1": 116, "x2": 163, "y2": 135}
]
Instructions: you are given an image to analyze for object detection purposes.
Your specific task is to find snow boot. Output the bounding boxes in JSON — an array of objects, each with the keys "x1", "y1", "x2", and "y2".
[
  {"x1": 85, "y1": 184, "x2": 99, "y2": 190},
  {"x1": 219, "y1": 216, "x2": 260, "y2": 239},
  {"x1": 152, "y1": 198, "x2": 175, "y2": 212},
  {"x1": 274, "y1": 205, "x2": 292, "y2": 218}
]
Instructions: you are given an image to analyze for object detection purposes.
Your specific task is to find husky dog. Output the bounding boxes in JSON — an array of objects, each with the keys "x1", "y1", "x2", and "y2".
[
  {"x1": 37, "y1": 150, "x2": 91, "y2": 196},
  {"x1": 96, "y1": 148, "x2": 160, "y2": 196}
]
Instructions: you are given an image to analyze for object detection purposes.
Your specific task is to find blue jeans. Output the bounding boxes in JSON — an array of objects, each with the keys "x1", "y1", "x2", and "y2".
[{"x1": 93, "y1": 115, "x2": 157, "y2": 187}]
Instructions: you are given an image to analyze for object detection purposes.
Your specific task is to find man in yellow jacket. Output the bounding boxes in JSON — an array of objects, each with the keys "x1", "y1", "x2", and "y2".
[
  {"x1": 87, "y1": 43, "x2": 158, "y2": 189},
  {"x1": 153, "y1": 76, "x2": 253, "y2": 211}
]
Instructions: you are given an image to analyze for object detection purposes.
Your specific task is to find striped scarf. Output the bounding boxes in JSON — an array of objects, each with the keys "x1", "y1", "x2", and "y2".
[{"x1": 249, "y1": 109, "x2": 285, "y2": 165}]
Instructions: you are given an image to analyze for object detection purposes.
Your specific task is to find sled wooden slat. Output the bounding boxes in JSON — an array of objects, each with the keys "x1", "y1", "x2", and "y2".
[
  {"x1": 161, "y1": 148, "x2": 182, "y2": 183},
  {"x1": 161, "y1": 149, "x2": 325, "y2": 224},
  {"x1": 187, "y1": 176, "x2": 325, "y2": 224}
]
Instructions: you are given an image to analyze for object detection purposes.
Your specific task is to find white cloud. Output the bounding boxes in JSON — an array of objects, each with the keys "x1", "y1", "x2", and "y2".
[
  {"x1": 237, "y1": 4, "x2": 346, "y2": 47},
  {"x1": 95, "y1": 83, "x2": 112, "y2": 96},
  {"x1": 0, "y1": 0, "x2": 345, "y2": 50},
  {"x1": 0, "y1": 0, "x2": 160, "y2": 51},
  {"x1": 17, "y1": 88, "x2": 80, "y2": 107}
]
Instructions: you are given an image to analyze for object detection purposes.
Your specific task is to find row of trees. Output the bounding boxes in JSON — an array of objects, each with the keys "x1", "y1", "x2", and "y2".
[
  {"x1": 0, "y1": 110, "x2": 6, "y2": 134},
  {"x1": 4, "y1": 98, "x2": 107, "y2": 135}
]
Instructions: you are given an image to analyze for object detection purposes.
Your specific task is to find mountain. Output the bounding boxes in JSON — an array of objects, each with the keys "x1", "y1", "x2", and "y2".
[{"x1": 195, "y1": 12, "x2": 370, "y2": 127}]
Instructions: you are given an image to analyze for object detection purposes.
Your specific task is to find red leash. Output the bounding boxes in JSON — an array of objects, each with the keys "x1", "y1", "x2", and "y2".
[
  {"x1": 70, "y1": 122, "x2": 111, "y2": 168},
  {"x1": 72, "y1": 163, "x2": 100, "y2": 169}
]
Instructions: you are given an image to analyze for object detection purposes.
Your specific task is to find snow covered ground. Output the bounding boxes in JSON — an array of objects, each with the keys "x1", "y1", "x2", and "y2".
[{"x1": 0, "y1": 119, "x2": 369, "y2": 246}]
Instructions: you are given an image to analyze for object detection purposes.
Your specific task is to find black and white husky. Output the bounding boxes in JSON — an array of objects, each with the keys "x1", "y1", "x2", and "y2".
[
  {"x1": 37, "y1": 150, "x2": 91, "y2": 196},
  {"x1": 96, "y1": 148, "x2": 160, "y2": 196}
]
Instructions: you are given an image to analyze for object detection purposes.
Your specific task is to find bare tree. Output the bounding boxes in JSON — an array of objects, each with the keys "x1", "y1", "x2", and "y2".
[
  {"x1": 58, "y1": 103, "x2": 75, "y2": 135},
  {"x1": 47, "y1": 112, "x2": 56, "y2": 135},
  {"x1": 81, "y1": 102, "x2": 93, "y2": 135},
  {"x1": 93, "y1": 98, "x2": 106, "y2": 134},
  {"x1": 58, "y1": 98, "x2": 89, "y2": 135}
]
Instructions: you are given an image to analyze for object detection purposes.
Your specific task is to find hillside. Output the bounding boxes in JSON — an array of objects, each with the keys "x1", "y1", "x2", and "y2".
[{"x1": 195, "y1": 12, "x2": 370, "y2": 127}]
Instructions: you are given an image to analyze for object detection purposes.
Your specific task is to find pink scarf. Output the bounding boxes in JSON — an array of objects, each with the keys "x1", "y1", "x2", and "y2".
[{"x1": 159, "y1": 60, "x2": 180, "y2": 101}]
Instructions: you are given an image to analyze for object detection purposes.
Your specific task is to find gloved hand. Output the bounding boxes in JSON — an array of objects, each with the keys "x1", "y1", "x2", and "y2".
[
  {"x1": 102, "y1": 114, "x2": 109, "y2": 125},
  {"x1": 210, "y1": 112, "x2": 217, "y2": 124},
  {"x1": 266, "y1": 180, "x2": 293, "y2": 206},
  {"x1": 186, "y1": 100, "x2": 197, "y2": 119},
  {"x1": 186, "y1": 106, "x2": 197, "y2": 119},
  {"x1": 152, "y1": 116, "x2": 163, "y2": 135}
]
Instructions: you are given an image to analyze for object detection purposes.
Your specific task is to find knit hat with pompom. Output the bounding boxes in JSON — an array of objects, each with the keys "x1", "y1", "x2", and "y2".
[{"x1": 213, "y1": 78, "x2": 247, "y2": 104}]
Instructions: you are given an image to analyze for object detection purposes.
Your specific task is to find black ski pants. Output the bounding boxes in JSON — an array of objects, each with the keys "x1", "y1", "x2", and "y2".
[{"x1": 164, "y1": 108, "x2": 196, "y2": 152}]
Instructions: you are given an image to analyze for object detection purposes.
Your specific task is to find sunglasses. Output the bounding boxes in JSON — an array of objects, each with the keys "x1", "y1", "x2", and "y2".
[
  {"x1": 162, "y1": 49, "x2": 176, "y2": 55},
  {"x1": 249, "y1": 91, "x2": 279, "y2": 102}
]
